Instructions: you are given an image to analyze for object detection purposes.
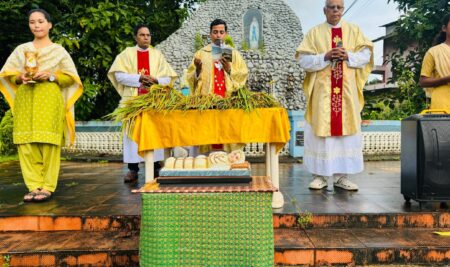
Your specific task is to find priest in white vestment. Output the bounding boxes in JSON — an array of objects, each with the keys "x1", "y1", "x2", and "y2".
[{"x1": 296, "y1": 0, "x2": 374, "y2": 191}]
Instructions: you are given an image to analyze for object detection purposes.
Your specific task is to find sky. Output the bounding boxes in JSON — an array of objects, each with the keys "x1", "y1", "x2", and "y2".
[{"x1": 285, "y1": 0, "x2": 402, "y2": 66}]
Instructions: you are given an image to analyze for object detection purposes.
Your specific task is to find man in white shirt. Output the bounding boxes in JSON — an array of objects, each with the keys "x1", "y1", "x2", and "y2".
[
  {"x1": 296, "y1": 0, "x2": 374, "y2": 191},
  {"x1": 108, "y1": 24, "x2": 177, "y2": 182}
]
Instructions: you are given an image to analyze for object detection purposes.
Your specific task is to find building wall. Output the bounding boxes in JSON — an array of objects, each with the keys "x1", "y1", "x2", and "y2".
[{"x1": 381, "y1": 24, "x2": 418, "y2": 83}]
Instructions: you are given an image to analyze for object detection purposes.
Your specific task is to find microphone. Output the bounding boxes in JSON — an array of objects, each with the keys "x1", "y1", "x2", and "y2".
[{"x1": 331, "y1": 40, "x2": 343, "y2": 70}]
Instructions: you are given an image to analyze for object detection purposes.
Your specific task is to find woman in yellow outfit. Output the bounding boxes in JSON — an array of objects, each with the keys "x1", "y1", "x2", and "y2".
[
  {"x1": 419, "y1": 13, "x2": 450, "y2": 112},
  {"x1": 0, "y1": 9, "x2": 82, "y2": 202}
]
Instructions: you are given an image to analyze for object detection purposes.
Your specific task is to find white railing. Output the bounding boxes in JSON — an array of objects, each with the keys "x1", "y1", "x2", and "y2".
[
  {"x1": 362, "y1": 131, "x2": 401, "y2": 156},
  {"x1": 64, "y1": 131, "x2": 400, "y2": 157},
  {"x1": 65, "y1": 132, "x2": 122, "y2": 155}
]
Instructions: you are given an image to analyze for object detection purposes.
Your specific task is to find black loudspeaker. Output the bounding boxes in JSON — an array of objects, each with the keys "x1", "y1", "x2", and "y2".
[{"x1": 401, "y1": 114, "x2": 450, "y2": 202}]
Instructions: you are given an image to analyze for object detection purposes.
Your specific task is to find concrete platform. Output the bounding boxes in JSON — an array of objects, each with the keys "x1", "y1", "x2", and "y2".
[
  {"x1": 0, "y1": 160, "x2": 449, "y2": 266},
  {"x1": 0, "y1": 160, "x2": 448, "y2": 217}
]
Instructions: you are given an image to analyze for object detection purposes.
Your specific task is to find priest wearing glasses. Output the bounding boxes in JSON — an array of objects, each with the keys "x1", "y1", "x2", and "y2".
[{"x1": 296, "y1": 0, "x2": 373, "y2": 191}]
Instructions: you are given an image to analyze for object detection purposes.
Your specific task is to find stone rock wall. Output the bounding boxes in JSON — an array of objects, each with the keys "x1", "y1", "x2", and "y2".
[{"x1": 156, "y1": 0, "x2": 306, "y2": 110}]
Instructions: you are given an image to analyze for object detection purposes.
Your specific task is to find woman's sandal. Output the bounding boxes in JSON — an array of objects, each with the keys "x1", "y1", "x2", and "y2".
[
  {"x1": 32, "y1": 189, "x2": 52, "y2": 202},
  {"x1": 23, "y1": 191, "x2": 38, "y2": 202}
]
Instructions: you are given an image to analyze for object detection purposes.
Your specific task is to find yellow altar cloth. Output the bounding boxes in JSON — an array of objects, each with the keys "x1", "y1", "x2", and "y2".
[{"x1": 131, "y1": 107, "x2": 290, "y2": 156}]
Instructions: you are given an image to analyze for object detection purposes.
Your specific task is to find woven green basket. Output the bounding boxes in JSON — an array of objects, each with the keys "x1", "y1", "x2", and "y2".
[{"x1": 140, "y1": 192, "x2": 274, "y2": 266}]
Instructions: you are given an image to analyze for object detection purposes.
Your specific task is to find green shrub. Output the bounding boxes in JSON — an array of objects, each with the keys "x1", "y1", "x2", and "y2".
[
  {"x1": 0, "y1": 110, "x2": 16, "y2": 155},
  {"x1": 258, "y1": 41, "x2": 266, "y2": 55},
  {"x1": 224, "y1": 35, "x2": 235, "y2": 48},
  {"x1": 194, "y1": 32, "x2": 204, "y2": 51},
  {"x1": 194, "y1": 34, "x2": 235, "y2": 51},
  {"x1": 241, "y1": 39, "x2": 249, "y2": 51},
  {"x1": 362, "y1": 68, "x2": 426, "y2": 120}
]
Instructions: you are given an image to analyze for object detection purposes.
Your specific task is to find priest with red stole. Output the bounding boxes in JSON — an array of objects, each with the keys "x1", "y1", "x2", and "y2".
[
  {"x1": 296, "y1": 0, "x2": 373, "y2": 191},
  {"x1": 108, "y1": 24, "x2": 177, "y2": 183},
  {"x1": 186, "y1": 19, "x2": 249, "y2": 152}
]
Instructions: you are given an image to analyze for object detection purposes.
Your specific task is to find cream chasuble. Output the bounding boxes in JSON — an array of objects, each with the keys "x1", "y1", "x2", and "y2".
[
  {"x1": 296, "y1": 21, "x2": 373, "y2": 137},
  {"x1": 108, "y1": 46, "x2": 177, "y2": 102},
  {"x1": 187, "y1": 44, "x2": 248, "y2": 96},
  {"x1": 108, "y1": 46, "x2": 176, "y2": 163},
  {"x1": 0, "y1": 42, "x2": 83, "y2": 146}
]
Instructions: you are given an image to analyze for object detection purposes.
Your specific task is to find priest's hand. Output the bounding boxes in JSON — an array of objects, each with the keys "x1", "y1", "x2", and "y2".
[
  {"x1": 325, "y1": 47, "x2": 348, "y2": 62},
  {"x1": 194, "y1": 58, "x2": 202, "y2": 76},
  {"x1": 139, "y1": 75, "x2": 154, "y2": 87},
  {"x1": 220, "y1": 57, "x2": 231, "y2": 74},
  {"x1": 336, "y1": 47, "x2": 348, "y2": 61},
  {"x1": 148, "y1": 76, "x2": 159, "y2": 85}
]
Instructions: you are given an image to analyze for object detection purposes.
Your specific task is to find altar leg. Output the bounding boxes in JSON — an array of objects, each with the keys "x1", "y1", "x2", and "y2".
[
  {"x1": 144, "y1": 150, "x2": 154, "y2": 183},
  {"x1": 265, "y1": 143, "x2": 271, "y2": 176},
  {"x1": 268, "y1": 143, "x2": 284, "y2": 208}
]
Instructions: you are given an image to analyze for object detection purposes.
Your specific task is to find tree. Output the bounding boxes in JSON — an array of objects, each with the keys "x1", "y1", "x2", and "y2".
[
  {"x1": 385, "y1": 0, "x2": 449, "y2": 115},
  {"x1": 388, "y1": 0, "x2": 449, "y2": 52},
  {"x1": 0, "y1": 0, "x2": 205, "y2": 121}
]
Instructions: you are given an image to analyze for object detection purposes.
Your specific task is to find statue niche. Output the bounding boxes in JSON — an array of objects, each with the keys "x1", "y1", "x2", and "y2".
[{"x1": 243, "y1": 8, "x2": 263, "y2": 50}]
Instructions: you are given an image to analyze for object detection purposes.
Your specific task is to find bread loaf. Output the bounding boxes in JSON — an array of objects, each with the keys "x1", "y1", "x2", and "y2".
[
  {"x1": 194, "y1": 155, "x2": 208, "y2": 169},
  {"x1": 228, "y1": 149, "x2": 245, "y2": 164},
  {"x1": 164, "y1": 157, "x2": 176, "y2": 169},
  {"x1": 174, "y1": 158, "x2": 184, "y2": 169},
  {"x1": 230, "y1": 161, "x2": 250, "y2": 170},
  {"x1": 208, "y1": 152, "x2": 230, "y2": 170},
  {"x1": 184, "y1": 157, "x2": 194, "y2": 169}
]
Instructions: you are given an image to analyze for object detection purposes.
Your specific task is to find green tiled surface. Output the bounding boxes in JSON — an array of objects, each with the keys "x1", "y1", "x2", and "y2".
[{"x1": 140, "y1": 192, "x2": 274, "y2": 266}]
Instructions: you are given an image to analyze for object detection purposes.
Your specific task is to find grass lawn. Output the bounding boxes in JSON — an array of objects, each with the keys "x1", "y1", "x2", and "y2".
[{"x1": 0, "y1": 154, "x2": 18, "y2": 163}]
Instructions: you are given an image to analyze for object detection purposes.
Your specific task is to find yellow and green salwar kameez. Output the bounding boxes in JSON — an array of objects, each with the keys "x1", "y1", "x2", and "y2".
[{"x1": 0, "y1": 42, "x2": 82, "y2": 193}]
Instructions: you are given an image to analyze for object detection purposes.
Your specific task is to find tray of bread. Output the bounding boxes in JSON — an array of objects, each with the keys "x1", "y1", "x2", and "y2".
[{"x1": 157, "y1": 150, "x2": 252, "y2": 184}]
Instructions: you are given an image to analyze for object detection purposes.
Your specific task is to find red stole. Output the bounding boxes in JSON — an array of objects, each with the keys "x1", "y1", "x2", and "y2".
[
  {"x1": 212, "y1": 61, "x2": 227, "y2": 150},
  {"x1": 137, "y1": 50, "x2": 150, "y2": 95},
  {"x1": 330, "y1": 28, "x2": 344, "y2": 136},
  {"x1": 213, "y1": 61, "x2": 226, "y2": 97}
]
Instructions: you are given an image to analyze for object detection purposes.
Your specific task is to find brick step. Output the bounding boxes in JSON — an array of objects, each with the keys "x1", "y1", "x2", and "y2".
[
  {"x1": 0, "y1": 215, "x2": 140, "y2": 232},
  {"x1": 274, "y1": 212, "x2": 450, "y2": 229},
  {"x1": 1, "y1": 212, "x2": 449, "y2": 232},
  {"x1": 275, "y1": 228, "x2": 450, "y2": 266},
  {"x1": 1, "y1": 228, "x2": 449, "y2": 266},
  {"x1": 0, "y1": 231, "x2": 139, "y2": 267}
]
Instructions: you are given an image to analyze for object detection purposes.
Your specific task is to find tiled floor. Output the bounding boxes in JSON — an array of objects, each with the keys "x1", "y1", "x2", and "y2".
[{"x1": 0, "y1": 160, "x2": 448, "y2": 216}]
